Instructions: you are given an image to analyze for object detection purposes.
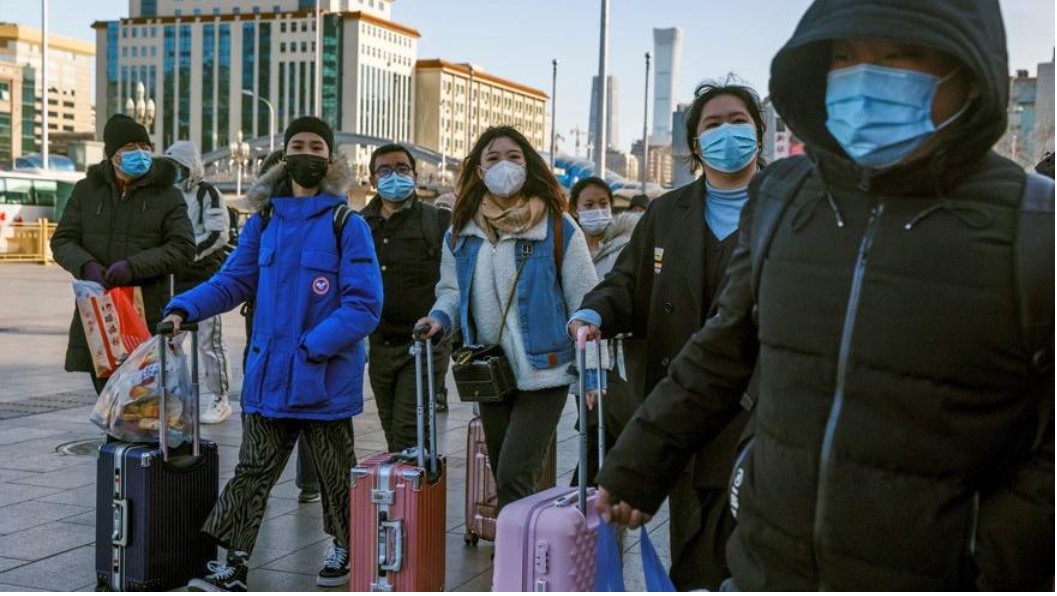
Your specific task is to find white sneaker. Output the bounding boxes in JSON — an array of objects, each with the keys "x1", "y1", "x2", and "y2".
[{"x1": 200, "y1": 396, "x2": 232, "y2": 424}]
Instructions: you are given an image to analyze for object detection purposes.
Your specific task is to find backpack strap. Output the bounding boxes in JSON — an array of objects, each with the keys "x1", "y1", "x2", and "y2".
[
  {"x1": 195, "y1": 182, "x2": 221, "y2": 225},
  {"x1": 554, "y1": 209, "x2": 564, "y2": 279},
  {"x1": 1015, "y1": 172, "x2": 1055, "y2": 377},
  {"x1": 749, "y1": 156, "x2": 813, "y2": 299},
  {"x1": 333, "y1": 204, "x2": 353, "y2": 254},
  {"x1": 420, "y1": 203, "x2": 443, "y2": 259}
]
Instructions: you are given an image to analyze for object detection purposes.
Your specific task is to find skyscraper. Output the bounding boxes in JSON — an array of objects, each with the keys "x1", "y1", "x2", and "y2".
[
  {"x1": 652, "y1": 27, "x2": 682, "y2": 145},
  {"x1": 589, "y1": 74, "x2": 619, "y2": 153}
]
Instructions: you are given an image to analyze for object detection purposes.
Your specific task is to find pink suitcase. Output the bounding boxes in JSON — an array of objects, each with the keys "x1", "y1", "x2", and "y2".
[
  {"x1": 349, "y1": 337, "x2": 446, "y2": 592},
  {"x1": 492, "y1": 331, "x2": 607, "y2": 591},
  {"x1": 464, "y1": 416, "x2": 557, "y2": 545}
]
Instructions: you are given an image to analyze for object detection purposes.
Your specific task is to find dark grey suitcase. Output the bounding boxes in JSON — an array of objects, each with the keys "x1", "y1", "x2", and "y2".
[{"x1": 94, "y1": 323, "x2": 219, "y2": 591}]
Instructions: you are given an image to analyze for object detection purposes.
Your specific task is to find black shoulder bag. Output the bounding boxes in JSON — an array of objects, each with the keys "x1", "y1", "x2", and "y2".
[{"x1": 451, "y1": 248, "x2": 530, "y2": 403}]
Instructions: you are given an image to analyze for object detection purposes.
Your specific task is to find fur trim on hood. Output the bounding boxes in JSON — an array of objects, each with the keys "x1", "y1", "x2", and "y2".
[
  {"x1": 595, "y1": 211, "x2": 641, "y2": 261},
  {"x1": 245, "y1": 153, "x2": 355, "y2": 212}
]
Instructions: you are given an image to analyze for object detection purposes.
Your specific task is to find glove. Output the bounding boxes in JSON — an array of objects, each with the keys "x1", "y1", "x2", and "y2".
[
  {"x1": 80, "y1": 261, "x2": 108, "y2": 288},
  {"x1": 104, "y1": 260, "x2": 135, "y2": 287}
]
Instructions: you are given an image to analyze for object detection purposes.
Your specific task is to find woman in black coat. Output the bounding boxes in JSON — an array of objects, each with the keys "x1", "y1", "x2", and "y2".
[
  {"x1": 569, "y1": 79, "x2": 766, "y2": 590},
  {"x1": 51, "y1": 115, "x2": 195, "y2": 393}
]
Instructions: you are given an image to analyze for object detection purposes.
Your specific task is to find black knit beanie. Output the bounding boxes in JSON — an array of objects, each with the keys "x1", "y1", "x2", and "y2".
[
  {"x1": 283, "y1": 116, "x2": 334, "y2": 155},
  {"x1": 104, "y1": 114, "x2": 152, "y2": 157}
]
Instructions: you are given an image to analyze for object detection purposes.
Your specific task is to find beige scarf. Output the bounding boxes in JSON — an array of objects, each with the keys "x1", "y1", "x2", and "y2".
[{"x1": 475, "y1": 194, "x2": 547, "y2": 243}]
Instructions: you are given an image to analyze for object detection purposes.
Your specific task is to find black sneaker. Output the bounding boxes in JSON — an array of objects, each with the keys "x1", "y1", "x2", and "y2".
[
  {"x1": 188, "y1": 551, "x2": 249, "y2": 592},
  {"x1": 316, "y1": 541, "x2": 349, "y2": 587},
  {"x1": 298, "y1": 488, "x2": 321, "y2": 503}
]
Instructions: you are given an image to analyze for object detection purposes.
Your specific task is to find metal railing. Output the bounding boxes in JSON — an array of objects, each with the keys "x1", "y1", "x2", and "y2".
[{"x1": 0, "y1": 219, "x2": 57, "y2": 264}]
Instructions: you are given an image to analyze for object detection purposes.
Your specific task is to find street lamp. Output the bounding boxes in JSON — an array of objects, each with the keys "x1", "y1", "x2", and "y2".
[
  {"x1": 229, "y1": 130, "x2": 250, "y2": 196},
  {"x1": 125, "y1": 81, "x2": 156, "y2": 131},
  {"x1": 550, "y1": 59, "x2": 558, "y2": 169},
  {"x1": 594, "y1": 0, "x2": 610, "y2": 177},
  {"x1": 242, "y1": 89, "x2": 276, "y2": 154}
]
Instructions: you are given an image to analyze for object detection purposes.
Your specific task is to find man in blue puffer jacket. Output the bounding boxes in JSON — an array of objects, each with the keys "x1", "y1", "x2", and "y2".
[{"x1": 162, "y1": 116, "x2": 383, "y2": 592}]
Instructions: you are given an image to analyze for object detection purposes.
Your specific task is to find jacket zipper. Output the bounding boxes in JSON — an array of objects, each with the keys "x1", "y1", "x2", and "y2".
[{"x1": 812, "y1": 201, "x2": 884, "y2": 590}]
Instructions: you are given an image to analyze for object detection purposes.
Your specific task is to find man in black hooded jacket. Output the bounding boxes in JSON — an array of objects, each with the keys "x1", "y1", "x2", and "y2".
[{"x1": 595, "y1": 0, "x2": 1054, "y2": 590}]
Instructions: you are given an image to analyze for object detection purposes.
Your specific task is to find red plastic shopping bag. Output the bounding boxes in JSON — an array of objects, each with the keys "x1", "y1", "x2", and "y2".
[{"x1": 73, "y1": 281, "x2": 151, "y2": 378}]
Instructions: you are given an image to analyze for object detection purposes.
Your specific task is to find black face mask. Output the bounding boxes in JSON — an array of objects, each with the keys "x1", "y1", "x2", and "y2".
[{"x1": 285, "y1": 154, "x2": 329, "y2": 190}]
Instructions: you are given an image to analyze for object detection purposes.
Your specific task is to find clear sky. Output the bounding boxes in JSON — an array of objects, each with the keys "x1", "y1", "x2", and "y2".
[{"x1": 2, "y1": 0, "x2": 1053, "y2": 154}]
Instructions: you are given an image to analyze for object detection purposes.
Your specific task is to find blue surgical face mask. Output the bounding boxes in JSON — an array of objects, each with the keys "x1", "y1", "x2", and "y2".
[
  {"x1": 376, "y1": 172, "x2": 416, "y2": 202},
  {"x1": 825, "y1": 64, "x2": 967, "y2": 169},
  {"x1": 698, "y1": 123, "x2": 758, "y2": 173},
  {"x1": 118, "y1": 149, "x2": 152, "y2": 178}
]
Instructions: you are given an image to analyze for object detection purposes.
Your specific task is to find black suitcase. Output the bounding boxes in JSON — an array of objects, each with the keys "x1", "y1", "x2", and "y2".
[{"x1": 94, "y1": 322, "x2": 219, "y2": 591}]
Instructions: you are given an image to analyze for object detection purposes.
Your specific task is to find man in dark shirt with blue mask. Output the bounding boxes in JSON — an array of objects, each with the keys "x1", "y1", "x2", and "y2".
[{"x1": 361, "y1": 144, "x2": 451, "y2": 452}]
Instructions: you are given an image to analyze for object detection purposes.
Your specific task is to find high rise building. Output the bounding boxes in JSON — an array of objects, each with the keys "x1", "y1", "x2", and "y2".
[
  {"x1": 94, "y1": 0, "x2": 418, "y2": 153},
  {"x1": 670, "y1": 102, "x2": 693, "y2": 187},
  {"x1": 632, "y1": 138, "x2": 673, "y2": 187},
  {"x1": 588, "y1": 75, "x2": 619, "y2": 151},
  {"x1": 0, "y1": 23, "x2": 95, "y2": 150},
  {"x1": 651, "y1": 27, "x2": 682, "y2": 146},
  {"x1": 1032, "y1": 54, "x2": 1054, "y2": 160},
  {"x1": 414, "y1": 60, "x2": 547, "y2": 160}
]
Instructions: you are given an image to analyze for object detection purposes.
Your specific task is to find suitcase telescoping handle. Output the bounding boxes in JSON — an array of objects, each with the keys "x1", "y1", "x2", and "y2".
[
  {"x1": 575, "y1": 327, "x2": 607, "y2": 515},
  {"x1": 412, "y1": 323, "x2": 439, "y2": 476},
  {"x1": 157, "y1": 320, "x2": 200, "y2": 461}
]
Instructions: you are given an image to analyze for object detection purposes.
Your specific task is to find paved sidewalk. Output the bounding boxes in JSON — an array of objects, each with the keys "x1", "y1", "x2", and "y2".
[{"x1": 0, "y1": 264, "x2": 670, "y2": 592}]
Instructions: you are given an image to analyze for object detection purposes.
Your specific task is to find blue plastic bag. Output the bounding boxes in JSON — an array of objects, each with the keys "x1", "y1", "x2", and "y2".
[
  {"x1": 594, "y1": 522, "x2": 677, "y2": 592},
  {"x1": 595, "y1": 521, "x2": 626, "y2": 591}
]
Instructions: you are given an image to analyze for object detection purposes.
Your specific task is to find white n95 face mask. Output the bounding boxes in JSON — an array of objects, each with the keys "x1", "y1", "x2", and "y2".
[{"x1": 482, "y1": 160, "x2": 527, "y2": 198}]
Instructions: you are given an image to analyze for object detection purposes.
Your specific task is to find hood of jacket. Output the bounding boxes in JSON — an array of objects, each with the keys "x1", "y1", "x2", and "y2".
[
  {"x1": 245, "y1": 153, "x2": 354, "y2": 212},
  {"x1": 163, "y1": 140, "x2": 205, "y2": 188},
  {"x1": 769, "y1": 0, "x2": 1009, "y2": 195},
  {"x1": 86, "y1": 155, "x2": 178, "y2": 190}
]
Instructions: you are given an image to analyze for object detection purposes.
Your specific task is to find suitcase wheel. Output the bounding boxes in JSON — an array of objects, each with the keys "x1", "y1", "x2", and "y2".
[{"x1": 464, "y1": 532, "x2": 479, "y2": 546}]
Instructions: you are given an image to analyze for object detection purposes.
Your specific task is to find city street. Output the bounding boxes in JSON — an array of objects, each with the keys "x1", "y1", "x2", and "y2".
[{"x1": 0, "y1": 263, "x2": 670, "y2": 592}]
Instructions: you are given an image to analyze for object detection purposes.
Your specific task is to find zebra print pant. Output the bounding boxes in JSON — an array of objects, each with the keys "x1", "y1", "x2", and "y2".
[{"x1": 201, "y1": 413, "x2": 356, "y2": 555}]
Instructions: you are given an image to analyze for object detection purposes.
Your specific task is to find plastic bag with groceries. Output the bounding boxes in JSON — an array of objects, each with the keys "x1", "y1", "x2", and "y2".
[
  {"x1": 73, "y1": 281, "x2": 150, "y2": 378},
  {"x1": 90, "y1": 334, "x2": 193, "y2": 445}
]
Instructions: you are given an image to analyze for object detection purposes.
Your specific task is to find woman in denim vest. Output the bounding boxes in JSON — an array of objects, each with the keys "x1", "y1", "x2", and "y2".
[{"x1": 418, "y1": 126, "x2": 597, "y2": 509}]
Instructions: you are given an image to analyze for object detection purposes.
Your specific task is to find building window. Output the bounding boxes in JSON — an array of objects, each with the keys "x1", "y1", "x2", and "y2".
[
  {"x1": 280, "y1": 22, "x2": 286, "y2": 33},
  {"x1": 151, "y1": 46, "x2": 157, "y2": 57},
  {"x1": 122, "y1": 47, "x2": 128, "y2": 57},
  {"x1": 253, "y1": 7, "x2": 260, "y2": 14},
  {"x1": 233, "y1": 7, "x2": 240, "y2": 14},
  {"x1": 280, "y1": 42, "x2": 286, "y2": 52},
  {"x1": 213, "y1": 7, "x2": 220, "y2": 15},
  {"x1": 174, "y1": 9, "x2": 181, "y2": 16},
  {"x1": 193, "y1": 8, "x2": 201, "y2": 16},
  {"x1": 301, "y1": 22, "x2": 307, "y2": 32},
  {"x1": 274, "y1": 5, "x2": 281, "y2": 13}
]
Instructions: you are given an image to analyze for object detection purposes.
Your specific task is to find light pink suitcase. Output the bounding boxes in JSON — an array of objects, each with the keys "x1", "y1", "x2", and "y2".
[
  {"x1": 349, "y1": 336, "x2": 446, "y2": 592},
  {"x1": 492, "y1": 330, "x2": 607, "y2": 591}
]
